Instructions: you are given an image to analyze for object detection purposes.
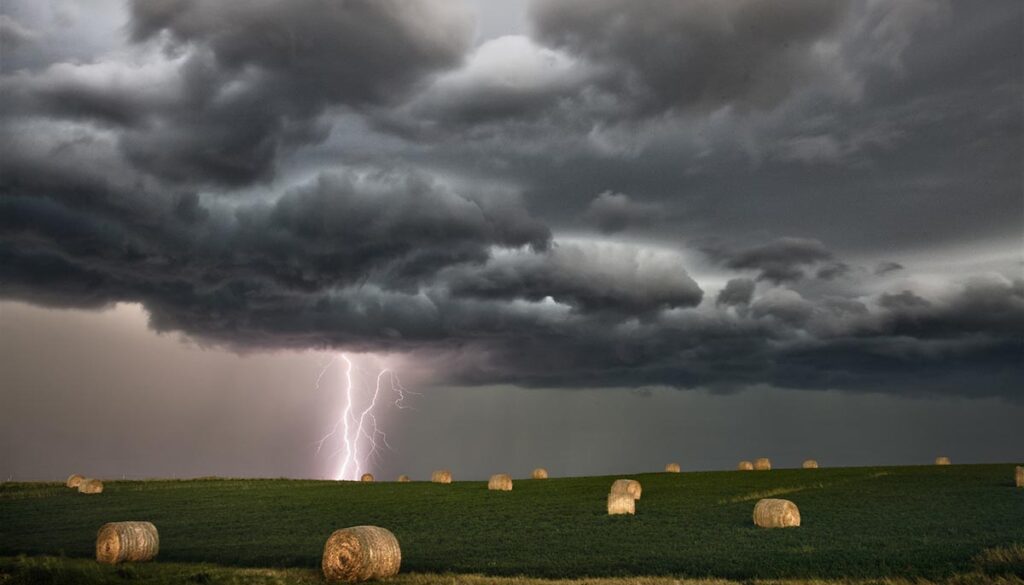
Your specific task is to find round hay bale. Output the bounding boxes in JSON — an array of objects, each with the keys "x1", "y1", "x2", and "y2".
[
  {"x1": 397, "y1": 475, "x2": 411, "y2": 483},
  {"x1": 802, "y1": 459, "x2": 819, "y2": 469},
  {"x1": 66, "y1": 474, "x2": 84, "y2": 488},
  {"x1": 607, "y1": 492, "x2": 635, "y2": 515},
  {"x1": 610, "y1": 479, "x2": 642, "y2": 500},
  {"x1": 78, "y1": 479, "x2": 104, "y2": 494},
  {"x1": 664, "y1": 463, "x2": 681, "y2": 473},
  {"x1": 753, "y1": 498, "x2": 801, "y2": 528},
  {"x1": 360, "y1": 473, "x2": 374, "y2": 482},
  {"x1": 935, "y1": 456, "x2": 951, "y2": 465},
  {"x1": 322, "y1": 525, "x2": 401, "y2": 583},
  {"x1": 754, "y1": 458, "x2": 772, "y2": 471},
  {"x1": 1015, "y1": 466, "x2": 1022, "y2": 488},
  {"x1": 96, "y1": 521, "x2": 159, "y2": 564},
  {"x1": 737, "y1": 461, "x2": 754, "y2": 471},
  {"x1": 430, "y1": 469, "x2": 452, "y2": 484},
  {"x1": 488, "y1": 473, "x2": 513, "y2": 491},
  {"x1": 532, "y1": 468, "x2": 548, "y2": 479}
]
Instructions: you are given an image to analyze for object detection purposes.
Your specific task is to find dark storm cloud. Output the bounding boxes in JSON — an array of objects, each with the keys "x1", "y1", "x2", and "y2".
[
  {"x1": 1, "y1": 0, "x2": 473, "y2": 186},
  {"x1": 816, "y1": 262, "x2": 851, "y2": 281},
  {"x1": 874, "y1": 261, "x2": 904, "y2": 276},
  {"x1": 529, "y1": 0, "x2": 852, "y2": 116},
  {"x1": 750, "y1": 288, "x2": 815, "y2": 325},
  {"x1": 716, "y1": 278, "x2": 756, "y2": 307},
  {"x1": 385, "y1": 0, "x2": 1021, "y2": 260},
  {"x1": 0, "y1": 141, "x2": 548, "y2": 302},
  {"x1": 706, "y1": 237, "x2": 833, "y2": 283},
  {"x1": 126, "y1": 0, "x2": 472, "y2": 105},
  {"x1": 435, "y1": 275, "x2": 1023, "y2": 399},
  {"x1": 1, "y1": 0, "x2": 1022, "y2": 401},
  {"x1": 878, "y1": 290, "x2": 931, "y2": 311},
  {"x1": 2, "y1": 151, "x2": 1022, "y2": 397},
  {"x1": 583, "y1": 192, "x2": 662, "y2": 234},
  {"x1": 443, "y1": 241, "x2": 703, "y2": 314}
]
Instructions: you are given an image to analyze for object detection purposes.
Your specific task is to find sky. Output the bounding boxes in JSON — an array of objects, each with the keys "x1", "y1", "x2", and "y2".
[{"x1": 0, "y1": 0, "x2": 1021, "y2": 481}]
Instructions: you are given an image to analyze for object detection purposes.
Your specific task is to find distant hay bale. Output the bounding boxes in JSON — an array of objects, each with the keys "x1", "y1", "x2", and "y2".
[
  {"x1": 322, "y1": 525, "x2": 401, "y2": 583},
  {"x1": 664, "y1": 463, "x2": 681, "y2": 473},
  {"x1": 610, "y1": 479, "x2": 642, "y2": 500},
  {"x1": 935, "y1": 456, "x2": 951, "y2": 465},
  {"x1": 754, "y1": 458, "x2": 772, "y2": 471},
  {"x1": 737, "y1": 461, "x2": 754, "y2": 471},
  {"x1": 96, "y1": 521, "x2": 159, "y2": 564},
  {"x1": 488, "y1": 473, "x2": 513, "y2": 491},
  {"x1": 66, "y1": 474, "x2": 84, "y2": 488},
  {"x1": 397, "y1": 475, "x2": 411, "y2": 483},
  {"x1": 532, "y1": 468, "x2": 548, "y2": 479},
  {"x1": 1016, "y1": 466, "x2": 1022, "y2": 488},
  {"x1": 802, "y1": 459, "x2": 819, "y2": 469},
  {"x1": 753, "y1": 498, "x2": 801, "y2": 528},
  {"x1": 607, "y1": 492, "x2": 635, "y2": 515},
  {"x1": 431, "y1": 470, "x2": 452, "y2": 484},
  {"x1": 360, "y1": 473, "x2": 374, "y2": 482},
  {"x1": 78, "y1": 479, "x2": 104, "y2": 494}
]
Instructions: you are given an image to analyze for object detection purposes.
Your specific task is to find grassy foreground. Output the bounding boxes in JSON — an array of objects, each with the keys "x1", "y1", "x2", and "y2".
[
  {"x1": 1, "y1": 465, "x2": 1022, "y2": 582},
  {"x1": 1, "y1": 554, "x2": 1023, "y2": 585}
]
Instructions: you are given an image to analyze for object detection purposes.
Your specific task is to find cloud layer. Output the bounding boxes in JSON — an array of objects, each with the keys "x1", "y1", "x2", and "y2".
[{"x1": 1, "y1": 0, "x2": 1021, "y2": 398}]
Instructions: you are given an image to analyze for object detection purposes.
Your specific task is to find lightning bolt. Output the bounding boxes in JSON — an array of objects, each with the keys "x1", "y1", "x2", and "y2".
[{"x1": 315, "y1": 353, "x2": 418, "y2": 480}]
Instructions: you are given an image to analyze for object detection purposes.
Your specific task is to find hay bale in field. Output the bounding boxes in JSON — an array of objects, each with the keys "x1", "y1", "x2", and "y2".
[
  {"x1": 753, "y1": 498, "x2": 801, "y2": 528},
  {"x1": 610, "y1": 479, "x2": 642, "y2": 500},
  {"x1": 737, "y1": 461, "x2": 754, "y2": 471},
  {"x1": 66, "y1": 474, "x2": 84, "y2": 488},
  {"x1": 664, "y1": 463, "x2": 681, "y2": 473},
  {"x1": 322, "y1": 525, "x2": 401, "y2": 583},
  {"x1": 802, "y1": 459, "x2": 819, "y2": 469},
  {"x1": 607, "y1": 492, "x2": 635, "y2": 515},
  {"x1": 78, "y1": 479, "x2": 103, "y2": 494},
  {"x1": 1015, "y1": 466, "x2": 1022, "y2": 488},
  {"x1": 488, "y1": 473, "x2": 513, "y2": 491},
  {"x1": 96, "y1": 521, "x2": 159, "y2": 564},
  {"x1": 754, "y1": 458, "x2": 772, "y2": 471},
  {"x1": 532, "y1": 468, "x2": 548, "y2": 479},
  {"x1": 360, "y1": 473, "x2": 374, "y2": 482},
  {"x1": 397, "y1": 475, "x2": 411, "y2": 483},
  {"x1": 431, "y1": 469, "x2": 452, "y2": 484},
  {"x1": 935, "y1": 456, "x2": 951, "y2": 465}
]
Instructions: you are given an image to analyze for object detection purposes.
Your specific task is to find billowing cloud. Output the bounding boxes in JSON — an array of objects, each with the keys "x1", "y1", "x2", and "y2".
[
  {"x1": 716, "y1": 278, "x2": 756, "y2": 307},
  {"x1": 1, "y1": 0, "x2": 1021, "y2": 401},
  {"x1": 127, "y1": 0, "x2": 473, "y2": 106},
  {"x1": 528, "y1": 0, "x2": 854, "y2": 116},
  {"x1": 403, "y1": 35, "x2": 586, "y2": 127},
  {"x1": 2, "y1": 0, "x2": 475, "y2": 186},
  {"x1": 706, "y1": 237, "x2": 834, "y2": 283},
  {"x1": 443, "y1": 241, "x2": 703, "y2": 314}
]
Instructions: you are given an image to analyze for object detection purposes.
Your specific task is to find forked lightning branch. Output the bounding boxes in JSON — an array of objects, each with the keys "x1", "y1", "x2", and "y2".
[{"x1": 315, "y1": 354, "x2": 415, "y2": 481}]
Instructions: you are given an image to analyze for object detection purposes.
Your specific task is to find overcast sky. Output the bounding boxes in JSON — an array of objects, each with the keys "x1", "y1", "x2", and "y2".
[{"x1": 1, "y1": 0, "x2": 1021, "y2": 481}]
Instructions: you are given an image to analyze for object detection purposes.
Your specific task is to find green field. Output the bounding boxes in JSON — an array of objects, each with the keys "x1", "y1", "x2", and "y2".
[{"x1": 1, "y1": 464, "x2": 1022, "y2": 583}]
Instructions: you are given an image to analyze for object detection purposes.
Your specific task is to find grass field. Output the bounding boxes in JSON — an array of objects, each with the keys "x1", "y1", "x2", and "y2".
[{"x1": 1, "y1": 464, "x2": 1022, "y2": 583}]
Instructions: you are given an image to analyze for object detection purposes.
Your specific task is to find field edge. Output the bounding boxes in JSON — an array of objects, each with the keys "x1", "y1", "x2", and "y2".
[{"x1": 2, "y1": 555, "x2": 1023, "y2": 585}]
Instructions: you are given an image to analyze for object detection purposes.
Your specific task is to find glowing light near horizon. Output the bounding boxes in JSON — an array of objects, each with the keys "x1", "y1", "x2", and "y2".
[{"x1": 315, "y1": 353, "x2": 416, "y2": 480}]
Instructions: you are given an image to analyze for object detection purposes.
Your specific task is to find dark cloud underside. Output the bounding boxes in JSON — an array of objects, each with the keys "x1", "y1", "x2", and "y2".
[{"x1": 0, "y1": 0, "x2": 1020, "y2": 399}]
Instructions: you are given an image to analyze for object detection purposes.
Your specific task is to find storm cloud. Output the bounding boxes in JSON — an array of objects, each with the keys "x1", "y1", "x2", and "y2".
[
  {"x1": 529, "y1": 0, "x2": 854, "y2": 116},
  {"x1": 0, "y1": 0, "x2": 1021, "y2": 400},
  {"x1": 583, "y1": 192, "x2": 662, "y2": 234}
]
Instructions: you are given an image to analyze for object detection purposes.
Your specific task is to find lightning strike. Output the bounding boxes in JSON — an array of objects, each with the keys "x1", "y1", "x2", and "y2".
[{"x1": 315, "y1": 353, "x2": 417, "y2": 480}]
